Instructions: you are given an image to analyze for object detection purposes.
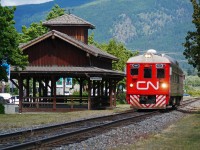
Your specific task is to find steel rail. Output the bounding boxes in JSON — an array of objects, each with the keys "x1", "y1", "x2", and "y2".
[{"x1": 0, "y1": 110, "x2": 133, "y2": 141}]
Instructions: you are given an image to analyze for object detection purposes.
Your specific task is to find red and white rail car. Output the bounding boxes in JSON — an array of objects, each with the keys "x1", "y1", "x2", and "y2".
[{"x1": 126, "y1": 49, "x2": 184, "y2": 109}]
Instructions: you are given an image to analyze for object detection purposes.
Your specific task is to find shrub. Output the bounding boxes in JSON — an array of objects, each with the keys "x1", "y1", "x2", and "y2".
[
  {"x1": 73, "y1": 91, "x2": 88, "y2": 96},
  {"x1": 116, "y1": 92, "x2": 127, "y2": 104},
  {"x1": 188, "y1": 90, "x2": 200, "y2": 97},
  {"x1": 0, "y1": 104, "x2": 5, "y2": 114}
]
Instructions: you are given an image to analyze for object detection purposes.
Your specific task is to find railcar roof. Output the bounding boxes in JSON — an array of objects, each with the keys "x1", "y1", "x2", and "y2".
[
  {"x1": 127, "y1": 53, "x2": 177, "y2": 65},
  {"x1": 127, "y1": 53, "x2": 183, "y2": 73}
]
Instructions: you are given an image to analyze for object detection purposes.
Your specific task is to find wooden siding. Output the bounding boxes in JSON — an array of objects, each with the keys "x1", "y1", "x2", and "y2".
[
  {"x1": 49, "y1": 26, "x2": 88, "y2": 44},
  {"x1": 91, "y1": 56, "x2": 112, "y2": 70},
  {"x1": 24, "y1": 37, "x2": 90, "y2": 66}
]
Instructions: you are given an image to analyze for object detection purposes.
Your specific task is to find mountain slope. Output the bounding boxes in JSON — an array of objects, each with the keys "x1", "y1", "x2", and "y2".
[
  {"x1": 14, "y1": 0, "x2": 95, "y2": 31},
  {"x1": 14, "y1": 0, "x2": 194, "y2": 70}
]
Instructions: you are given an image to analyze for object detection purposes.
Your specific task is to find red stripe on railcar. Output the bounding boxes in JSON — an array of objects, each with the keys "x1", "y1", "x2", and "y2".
[{"x1": 129, "y1": 95, "x2": 166, "y2": 109}]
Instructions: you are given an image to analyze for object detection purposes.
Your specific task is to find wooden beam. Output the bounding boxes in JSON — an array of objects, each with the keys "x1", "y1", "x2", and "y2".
[{"x1": 10, "y1": 79, "x2": 19, "y2": 89}]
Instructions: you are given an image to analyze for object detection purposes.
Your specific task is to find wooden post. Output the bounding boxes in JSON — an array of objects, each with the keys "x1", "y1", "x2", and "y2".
[
  {"x1": 109, "y1": 79, "x2": 113, "y2": 109},
  {"x1": 18, "y1": 76, "x2": 23, "y2": 113},
  {"x1": 80, "y1": 78, "x2": 83, "y2": 103},
  {"x1": 63, "y1": 78, "x2": 66, "y2": 95},
  {"x1": 26, "y1": 77, "x2": 30, "y2": 104},
  {"x1": 51, "y1": 77, "x2": 53, "y2": 97},
  {"x1": 39, "y1": 78, "x2": 42, "y2": 102},
  {"x1": 113, "y1": 81, "x2": 117, "y2": 107},
  {"x1": 52, "y1": 76, "x2": 56, "y2": 110},
  {"x1": 101, "y1": 80, "x2": 104, "y2": 96},
  {"x1": 88, "y1": 79, "x2": 91, "y2": 110},
  {"x1": 92, "y1": 81, "x2": 96, "y2": 96},
  {"x1": 33, "y1": 78, "x2": 36, "y2": 104},
  {"x1": 97, "y1": 81, "x2": 100, "y2": 96},
  {"x1": 105, "y1": 81, "x2": 108, "y2": 96},
  {"x1": 44, "y1": 79, "x2": 48, "y2": 97}
]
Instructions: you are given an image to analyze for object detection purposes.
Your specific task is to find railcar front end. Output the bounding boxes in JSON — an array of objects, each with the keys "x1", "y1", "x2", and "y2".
[
  {"x1": 126, "y1": 50, "x2": 183, "y2": 109},
  {"x1": 126, "y1": 63, "x2": 170, "y2": 109}
]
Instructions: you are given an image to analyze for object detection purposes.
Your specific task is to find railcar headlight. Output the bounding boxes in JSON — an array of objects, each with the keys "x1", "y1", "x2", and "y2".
[
  {"x1": 161, "y1": 83, "x2": 168, "y2": 89},
  {"x1": 130, "y1": 83, "x2": 134, "y2": 88},
  {"x1": 144, "y1": 54, "x2": 152, "y2": 58}
]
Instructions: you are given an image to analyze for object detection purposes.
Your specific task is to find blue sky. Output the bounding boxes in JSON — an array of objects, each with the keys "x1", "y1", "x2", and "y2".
[{"x1": 1, "y1": 0, "x2": 53, "y2": 6}]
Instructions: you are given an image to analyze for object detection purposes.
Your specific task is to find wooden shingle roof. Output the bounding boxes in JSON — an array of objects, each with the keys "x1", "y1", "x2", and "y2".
[
  {"x1": 43, "y1": 14, "x2": 95, "y2": 29},
  {"x1": 19, "y1": 30, "x2": 118, "y2": 61}
]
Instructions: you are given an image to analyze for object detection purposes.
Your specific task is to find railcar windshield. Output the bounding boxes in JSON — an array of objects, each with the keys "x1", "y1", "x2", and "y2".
[
  {"x1": 131, "y1": 68, "x2": 138, "y2": 76},
  {"x1": 144, "y1": 68, "x2": 152, "y2": 78},
  {"x1": 157, "y1": 68, "x2": 165, "y2": 78}
]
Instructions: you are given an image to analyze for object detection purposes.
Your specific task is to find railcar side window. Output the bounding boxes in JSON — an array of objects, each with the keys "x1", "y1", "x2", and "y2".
[
  {"x1": 157, "y1": 69, "x2": 165, "y2": 78},
  {"x1": 144, "y1": 68, "x2": 152, "y2": 78},
  {"x1": 131, "y1": 68, "x2": 138, "y2": 76}
]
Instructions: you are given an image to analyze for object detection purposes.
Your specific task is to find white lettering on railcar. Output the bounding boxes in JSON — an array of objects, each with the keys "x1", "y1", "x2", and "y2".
[{"x1": 137, "y1": 81, "x2": 159, "y2": 90}]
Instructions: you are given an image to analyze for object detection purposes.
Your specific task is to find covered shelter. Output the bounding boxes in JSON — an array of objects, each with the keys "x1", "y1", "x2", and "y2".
[{"x1": 10, "y1": 14, "x2": 125, "y2": 112}]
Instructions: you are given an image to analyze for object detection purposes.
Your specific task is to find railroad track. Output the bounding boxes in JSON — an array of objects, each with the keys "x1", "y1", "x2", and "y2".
[
  {"x1": 1, "y1": 98, "x2": 198, "y2": 150},
  {"x1": 181, "y1": 97, "x2": 199, "y2": 106},
  {"x1": 178, "y1": 97, "x2": 200, "y2": 113},
  {"x1": 0, "y1": 110, "x2": 159, "y2": 150}
]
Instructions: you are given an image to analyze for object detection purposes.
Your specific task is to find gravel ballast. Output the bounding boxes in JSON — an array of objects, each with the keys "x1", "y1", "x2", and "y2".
[{"x1": 57, "y1": 111, "x2": 186, "y2": 150}]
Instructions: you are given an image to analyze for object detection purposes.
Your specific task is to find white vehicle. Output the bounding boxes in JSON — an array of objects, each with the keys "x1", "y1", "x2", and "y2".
[
  {"x1": 64, "y1": 91, "x2": 72, "y2": 96},
  {"x1": 0, "y1": 93, "x2": 12, "y2": 103},
  {"x1": 11, "y1": 95, "x2": 19, "y2": 104}
]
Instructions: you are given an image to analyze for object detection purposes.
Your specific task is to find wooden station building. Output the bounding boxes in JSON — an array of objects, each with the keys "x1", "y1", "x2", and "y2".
[{"x1": 10, "y1": 14, "x2": 125, "y2": 112}]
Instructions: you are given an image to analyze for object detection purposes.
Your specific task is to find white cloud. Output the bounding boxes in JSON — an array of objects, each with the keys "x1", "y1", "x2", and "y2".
[{"x1": 1, "y1": 0, "x2": 53, "y2": 6}]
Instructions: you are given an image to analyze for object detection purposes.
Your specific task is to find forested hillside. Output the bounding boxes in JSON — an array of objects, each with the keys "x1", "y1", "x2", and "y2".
[{"x1": 14, "y1": 0, "x2": 194, "y2": 70}]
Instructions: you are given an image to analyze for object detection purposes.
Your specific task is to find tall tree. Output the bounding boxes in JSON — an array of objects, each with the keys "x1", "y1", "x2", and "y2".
[
  {"x1": 99, "y1": 39, "x2": 138, "y2": 92},
  {"x1": 183, "y1": 0, "x2": 200, "y2": 76},
  {"x1": 99, "y1": 39, "x2": 138, "y2": 72},
  {"x1": 0, "y1": 4, "x2": 28, "y2": 81},
  {"x1": 19, "y1": 5, "x2": 65, "y2": 43},
  {"x1": 18, "y1": 22, "x2": 48, "y2": 43},
  {"x1": 46, "y1": 4, "x2": 65, "y2": 21}
]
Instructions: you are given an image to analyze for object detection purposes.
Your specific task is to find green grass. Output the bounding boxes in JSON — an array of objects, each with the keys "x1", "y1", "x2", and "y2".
[
  {"x1": 0, "y1": 104, "x2": 131, "y2": 131},
  {"x1": 114, "y1": 114, "x2": 200, "y2": 150}
]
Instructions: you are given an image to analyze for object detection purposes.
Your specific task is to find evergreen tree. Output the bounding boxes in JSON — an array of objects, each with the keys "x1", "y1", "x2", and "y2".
[
  {"x1": 0, "y1": 3, "x2": 28, "y2": 81},
  {"x1": 183, "y1": 0, "x2": 200, "y2": 76},
  {"x1": 46, "y1": 4, "x2": 65, "y2": 21}
]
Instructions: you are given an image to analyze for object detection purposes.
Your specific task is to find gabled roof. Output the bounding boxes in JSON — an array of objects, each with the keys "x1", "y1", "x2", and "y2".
[
  {"x1": 43, "y1": 14, "x2": 95, "y2": 29},
  {"x1": 19, "y1": 30, "x2": 118, "y2": 61}
]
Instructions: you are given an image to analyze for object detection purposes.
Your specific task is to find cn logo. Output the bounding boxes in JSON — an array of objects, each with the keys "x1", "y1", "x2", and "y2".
[{"x1": 137, "y1": 81, "x2": 159, "y2": 90}]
